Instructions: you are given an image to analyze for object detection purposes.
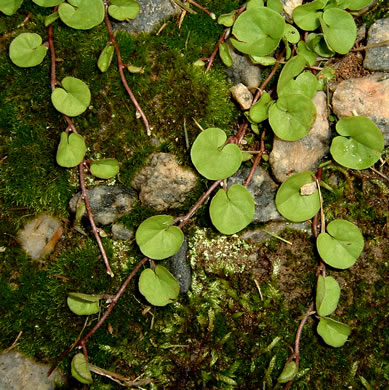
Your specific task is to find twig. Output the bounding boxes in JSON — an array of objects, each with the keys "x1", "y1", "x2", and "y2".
[
  {"x1": 3, "y1": 331, "x2": 23, "y2": 353},
  {"x1": 205, "y1": 28, "x2": 228, "y2": 73},
  {"x1": 351, "y1": 39, "x2": 389, "y2": 52},
  {"x1": 186, "y1": 0, "x2": 216, "y2": 19},
  {"x1": 370, "y1": 166, "x2": 389, "y2": 182}
]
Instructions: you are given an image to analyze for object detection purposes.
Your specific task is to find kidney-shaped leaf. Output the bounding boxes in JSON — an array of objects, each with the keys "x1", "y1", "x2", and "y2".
[
  {"x1": 51, "y1": 76, "x2": 91, "y2": 117},
  {"x1": 58, "y1": 0, "x2": 104, "y2": 30},
  {"x1": 108, "y1": 0, "x2": 140, "y2": 21},
  {"x1": 56, "y1": 132, "x2": 86, "y2": 168},
  {"x1": 231, "y1": 7, "x2": 285, "y2": 57},
  {"x1": 67, "y1": 292, "x2": 101, "y2": 315},
  {"x1": 330, "y1": 116, "x2": 384, "y2": 170},
  {"x1": 90, "y1": 159, "x2": 119, "y2": 179},
  {"x1": 9, "y1": 33, "x2": 48, "y2": 67},
  {"x1": 210, "y1": 184, "x2": 255, "y2": 235},
  {"x1": 0, "y1": 0, "x2": 23, "y2": 15},
  {"x1": 317, "y1": 317, "x2": 351, "y2": 347},
  {"x1": 71, "y1": 353, "x2": 93, "y2": 384},
  {"x1": 136, "y1": 215, "x2": 184, "y2": 260},
  {"x1": 269, "y1": 94, "x2": 316, "y2": 141},
  {"x1": 278, "y1": 361, "x2": 298, "y2": 384},
  {"x1": 317, "y1": 219, "x2": 364, "y2": 269},
  {"x1": 139, "y1": 265, "x2": 180, "y2": 306},
  {"x1": 249, "y1": 91, "x2": 273, "y2": 123},
  {"x1": 275, "y1": 171, "x2": 320, "y2": 222},
  {"x1": 316, "y1": 275, "x2": 340, "y2": 317},
  {"x1": 191, "y1": 128, "x2": 242, "y2": 180},
  {"x1": 293, "y1": 0, "x2": 327, "y2": 31},
  {"x1": 33, "y1": 0, "x2": 64, "y2": 6}
]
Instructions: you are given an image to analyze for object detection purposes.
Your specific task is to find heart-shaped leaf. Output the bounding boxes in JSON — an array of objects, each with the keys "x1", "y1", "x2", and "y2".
[
  {"x1": 249, "y1": 91, "x2": 273, "y2": 123},
  {"x1": 58, "y1": 0, "x2": 104, "y2": 30},
  {"x1": 0, "y1": 0, "x2": 23, "y2": 15},
  {"x1": 136, "y1": 215, "x2": 184, "y2": 260},
  {"x1": 191, "y1": 128, "x2": 242, "y2": 180},
  {"x1": 108, "y1": 0, "x2": 140, "y2": 21},
  {"x1": 293, "y1": 0, "x2": 326, "y2": 31},
  {"x1": 231, "y1": 7, "x2": 285, "y2": 57},
  {"x1": 317, "y1": 219, "x2": 364, "y2": 269},
  {"x1": 278, "y1": 361, "x2": 298, "y2": 383},
  {"x1": 275, "y1": 171, "x2": 320, "y2": 222},
  {"x1": 33, "y1": 0, "x2": 64, "y2": 6},
  {"x1": 97, "y1": 43, "x2": 115, "y2": 73},
  {"x1": 316, "y1": 275, "x2": 340, "y2": 317},
  {"x1": 317, "y1": 317, "x2": 351, "y2": 347},
  {"x1": 279, "y1": 71, "x2": 319, "y2": 99},
  {"x1": 209, "y1": 184, "x2": 255, "y2": 235},
  {"x1": 9, "y1": 33, "x2": 48, "y2": 67},
  {"x1": 219, "y1": 42, "x2": 233, "y2": 67},
  {"x1": 71, "y1": 353, "x2": 93, "y2": 384},
  {"x1": 269, "y1": 93, "x2": 316, "y2": 141},
  {"x1": 67, "y1": 292, "x2": 101, "y2": 315},
  {"x1": 139, "y1": 265, "x2": 180, "y2": 306},
  {"x1": 51, "y1": 76, "x2": 91, "y2": 117},
  {"x1": 330, "y1": 116, "x2": 384, "y2": 170},
  {"x1": 90, "y1": 159, "x2": 119, "y2": 179},
  {"x1": 277, "y1": 55, "x2": 307, "y2": 95},
  {"x1": 56, "y1": 132, "x2": 86, "y2": 168}
]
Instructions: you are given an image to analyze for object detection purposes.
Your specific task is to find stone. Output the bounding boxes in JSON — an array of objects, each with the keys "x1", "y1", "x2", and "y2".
[
  {"x1": 165, "y1": 238, "x2": 191, "y2": 293},
  {"x1": 0, "y1": 351, "x2": 65, "y2": 390},
  {"x1": 228, "y1": 166, "x2": 282, "y2": 223},
  {"x1": 270, "y1": 91, "x2": 330, "y2": 182},
  {"x1": 69, "y1": 185, "x2": 137, "y2": 225},
  {"x1": 230, "y1": 83, "x2": 253, "y2": 110},
  {"x1": 112, "y1": 0, "x2": 180, "y2": 34},
  {"x1": 281, "y1": 0, "x2": 303, "y2": 20},
  {"x1": 17, "y1": 214, "x2": 62, "y2": 259},
  {"x1": 364, "y1": 18, "x2": 389, "y2": 72},
  {"x1": 132, "y1": 153, "x2": 197, "y2": 211},
  {"x1": 111, "y1": 223, "x2": 134, "y2": 241},
  {"x1": 332, "y1": 73, "x2": 389, "y2": 144}
]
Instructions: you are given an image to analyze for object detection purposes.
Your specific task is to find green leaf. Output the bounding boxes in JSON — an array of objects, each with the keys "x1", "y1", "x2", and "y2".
[
  {"x1": 293, "y1": 0, "x2": 327, "y2": 31},
  {"x1": 9, "y1": 33, "x2": 48, "y2": 67},
  {"x1": 284, "y1": 24, "x2": 300, "y2": 44},
  {"x1": 190, "y1": 128, "x2": 242, "y2": 180},
  {"x1": 56, "y1": 132, "x2": 86, "y2": 168},
  {"x1": 108, "y1": 0, "x2": 140, "y2": 21},
  {"x1": 280, "y1": 71, "x2": 319, "y2": 99},
  {"x1": 277, "y1": 55, "x2": 307, "y2": 95},
  {"x1": 342, "y1": 0, "x2": 372, "y2": 10},
  {"x1": 67, "y1": 292, "x2": 101, "y2": 315},
  {"x1": 33, "y1": 0, "x2": 64, "y2": 6},
  {"x1": 320, "y1": 8, "x2": 356, "y2": 54},
  {"x1": 231, "y1": 7, "x2": 285, "y2": 57},
  {"x1": 249, "y1": 55, "x2": 276, "y2": 66},
  {"x1": 138, "y1": 265, "x2": 180, "y2": 306},
  {"x1": 296, "y1": 41, "x2": 317, "y2": 67},
  {"x1": 249, "y1": 91, "x2": 273, "y2": 123},
  {"x1": 246, "y1": 0, "x2": 264, "y2": 10},
  {"x1": 306, "y1": 33, "x2": 335, "y2": 57},
  {"x1": 267, "y1": 0, "x2": 283, "y2": 13},
  {"x1": 58, "y1": 0, "x2": 104, "y2": 30},
  {"x1": 217, "y1": 11, "x2": 236, "y2": 27},
  {"x1": 44, "y1": 11, "x2": 60, "y2": 26},
  {"x1": 317, "y1": 219, "x2": 364, "y2": 269},
  {"x1": 316, "y1": 275, "x2": 340, "y2": 317},
  {"x1": 0, "y1": 0, "x2": 23, "y2": 15},
  {"x1": 278, "y1": 361, "x2": 298, "y2": 383},
  {"x1": 71, "y1": 353, "x2": 93, "y2": 384},
  {"x1": 51, "y1": 76, "x2": 91, "y2": 117},
  {"x1": 269, "y1": 93, "x2": 316, "y2": 141},
  {"x1": 219, "y1": 42, "x2": 233, "y2": 67},
  {"x1": 209, "y1": 184, "x2": 255, "y2": 235},
  {"x1": 136, "y1": 215, "x2": 184, "y2": 260},
  {"x1": 330, "y1": 116, "x2": 385, "y2": 170},
  {"x1": 317, "y1": 317, "x2": 351, "y2": 347},
  {"x1": 90, "y1": 159, "x2": 119, "y2": 179},
  {"x1": 275, "y1": 171, "x2": 320, "y2": 222},
  {"x1": 97, "y1": 43, "x2": 115, "y2": 72}
]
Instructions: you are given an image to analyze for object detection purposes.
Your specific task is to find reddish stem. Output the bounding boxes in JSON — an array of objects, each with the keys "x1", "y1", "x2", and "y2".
[
  {"x1": 244, "y1": 130, "x2": 266, "y2": 187},
  {"x1": 205, "y1": 29, "x2": 228, "y2": 73}
]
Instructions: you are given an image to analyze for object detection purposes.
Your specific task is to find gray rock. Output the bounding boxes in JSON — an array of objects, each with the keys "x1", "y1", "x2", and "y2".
[
  {"x1": 270, "y1": 91, "x2": 330, "y2": 182},
  {"x1": 112, "y1": 0, "x2": 180, "y2": 34},
  {"x1": 69, "y1": 185, "x2": 137, "y2": 225},
  {"x1": 228, "y1": 166, "x2": 282, "y2": 223},
  {"x1": 112, "y1": 223, "x2": 134, "y2": 241},
  {"x1": 165, "y1": 238, "x2": 191, "y2": 293},
  {"x1": 132, "y1": 153, "x2": 197, "y2": 211},
  {"x1": 230, "y1": 83, "x2": 253, "y2": 110},
  {"x1": 0, "y1": 351, "x2": 65, "y2": 390},
  {"x1": 332, "y1": 73, "x2": 389, "y2": 144},
  {"x1": 364, "y1": 18, "x2": 389, "y2": 72},
  {"x1": 17, "y1": 214, "x2": 62, "y2": 259}
]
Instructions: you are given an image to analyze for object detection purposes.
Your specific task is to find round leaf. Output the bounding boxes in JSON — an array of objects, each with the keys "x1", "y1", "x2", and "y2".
[
  {"x1": 284, "y1": 24, "x2": 300, "y2": 44},
  {"x1": 51, "y1": 76, "x2": 91, "y2": 117},
  {"x1": 58, "y1": 0, "x2": 104, "y2": 30},
  {"x1": 108, "y1": 0, "x2": 140, "y2": 21},
  {"x1": 0, "y1": 0, "x2": 23, "y2": 15},
  {"x1": 317, "y1": 219, "x2": 364, "y2": 269},
  {"x1": 136, "y1": 215, "x2": 184, "y2": 260},
  {"x1": 56, "y1": 132, "x2": 86, "y2": 168},
  {"x1": 269, "y1": 94, "x2": 316, "y2": 141},
  {"x1": 316, "y1": 275, "x2": 340, "y2": 317},
  {"x1": 219, "y1": 42, "x2": 233, "y2": 67},
  {"x1": 138, "y1": 265, "x2": 180, "y2": 306},
  {"x1": 9, "y1": 33, "x2": 48, "y2": 68},
  {"x1": 90, "y1": 159, "x2": 119, "y2": 179},
  {"x1": 191, "y1": 128, "x2": 242, "y2": 180},
  {"x1": 71, "y1": 353, "x2": 93, "y2": 384},
  {"x1": 209, "y1": 184, "x2": 255, "y2": 235},
  {"x1": 317, "y1": 317, "x2": 351, "y2": 347},
  {"x1": 33, "y1": 0, "x2": 64, "y2": 6},
  {"x1": 67, "y1": 293, "x2": 101, "y2": 315},
  {"x1": 330, "y1": 116, "x2": 384, "y2": 170},
  {"x1": 97, "y1": 43, "x2": 115, "y2": 73},
  {"x1": 293, "y1": 0, "x2": 326, "y2": 31},
  {"x1": 278, "y1": 361, "x2": 298, "y2": 383},
  {"x1": 249, "y1": 91, "x2": 273, "y2": 123},
  {"x1": 275, "y1": 171, "x2": 320, "y2": 222}
]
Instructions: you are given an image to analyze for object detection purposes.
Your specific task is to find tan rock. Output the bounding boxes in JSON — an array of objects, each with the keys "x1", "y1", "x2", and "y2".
[{"x1": 230, "y1": 83, "x2": 253, "y2": 110}]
